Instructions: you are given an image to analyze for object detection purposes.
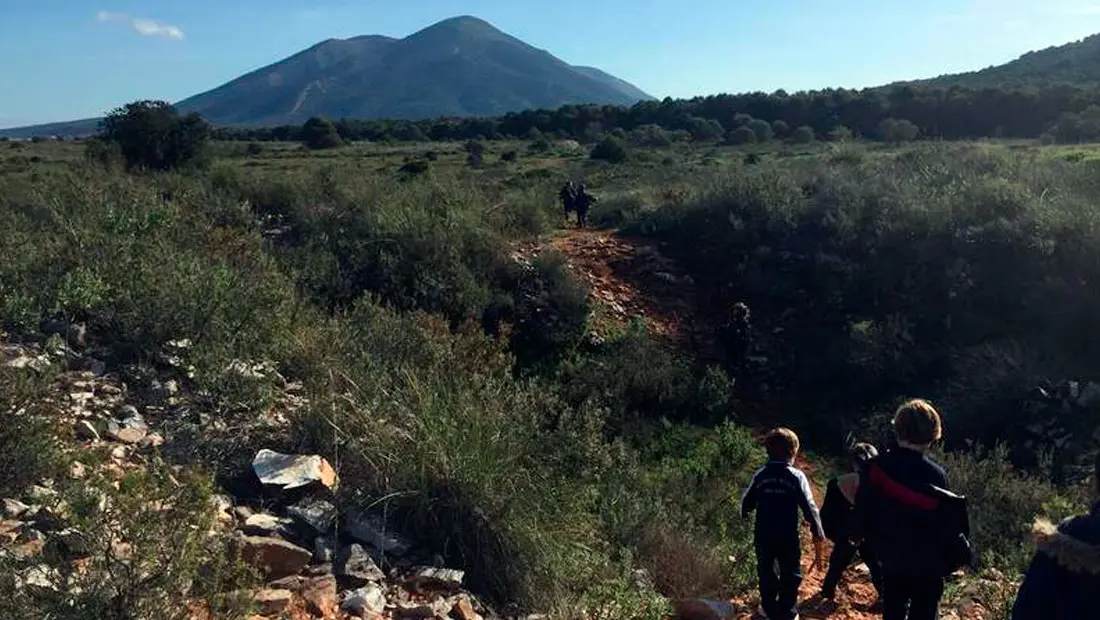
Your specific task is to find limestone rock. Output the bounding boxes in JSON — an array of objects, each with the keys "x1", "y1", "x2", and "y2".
[
  {"x1": 2, "y1": 499, "x2": 31, "y2": 519},
  {"x1": 75, "y1": 420, "x2": 100, "y2": 442},
  {"x1": 241, "y1": 513, "x2": 291, "y2": 537},
  {"x1": 344, "y1": 513, "x2": 410, "y2": 556},
  {"x1": 240, "y1": 535, "x2": 312, "y2": 580},
  {"x1": 452, "y1": 595, "x2": 483, "y2": 620},
  {"x1": 342, "y1": 584, "x2": 387, "y2": 616},
  {"x1": 253, "y1": 589, "x2": 293, "y2": 615},
  {"x1": 252, "y1": 449, "x2": 338, "y2": 491},
  {"x1": 300, "y1": 574, "x2": 338, "y2": 617},
  {"x1": 336, "y1": 543, "x2": 385, "y2": 585},
  {"x1": 408, "y1": 566, "x2": 465, "y2": 590},
  {"x1": 287, "y1": 499, "x2": 336, "y2": 534}
]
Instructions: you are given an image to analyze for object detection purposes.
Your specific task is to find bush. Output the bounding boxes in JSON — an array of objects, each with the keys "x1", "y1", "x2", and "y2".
[
  {"x1": 631, "y1": 124, "x2": 674, "y2": 148},
  {"x1": 508, "y1": 252, "x2": 590, "y2": 369},
  {"x1": 791, "y1": 125, "x2": 816, "y2": 144},
  {"x1": 465, "y1": 140, "x2": 486, "y2": 167},
  {"x1": 245, "y1": 142, "x2": 263, "y2": 156},
  {"x1": 771, "y1": 120, "x2": 790, "y2": 138},
  {"x1": 301, "y1": 116, "x2": 342, "y2": 150},
  {"x1": 101, "y1": 100, "x2": 211, "y2": 171},
  {"x1": 399, "y1": 159, "x2": 431, "y2": 175},
  {"x1": 828, "y1": 125, "x2": 854, "y2": 141},
  {"x1": 590, "y1": 137, "x2": 630, "y2": 163},
  {"x1": 747, "y1": 119, "x2": 774, "y2": 142},
  {"x1": 0, "y1": 368, "x2": 62, "y2": 498},
  {"x1": 501, "y1": 150, "x2": 518, "y2": 162},
  {"x1": 879, "y1": 118, "x2": 920, "y2": 142},
  {"x1": 727, "y1": 127, "x2": 756, "y2": 145}
]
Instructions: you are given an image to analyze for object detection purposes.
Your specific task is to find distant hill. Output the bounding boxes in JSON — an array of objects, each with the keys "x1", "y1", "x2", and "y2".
[
  {"x1": 902, "y1": 33, "x2": 1100, "y2": 89},
  {"x1": 0, "y1": 16, "x2": 653, "y2": 138}
]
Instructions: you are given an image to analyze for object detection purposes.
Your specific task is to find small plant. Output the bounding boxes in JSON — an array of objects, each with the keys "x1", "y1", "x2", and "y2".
[{"x1": 501, "y1": 150, "x2": 518, "y2": 162}]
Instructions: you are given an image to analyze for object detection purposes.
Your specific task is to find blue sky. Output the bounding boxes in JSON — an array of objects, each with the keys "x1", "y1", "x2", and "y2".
[{"x1": 4, "y1": 0, "x2": 1100, "y2": 128}]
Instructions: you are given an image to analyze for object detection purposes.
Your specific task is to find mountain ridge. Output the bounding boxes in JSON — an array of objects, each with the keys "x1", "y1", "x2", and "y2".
[{"x1": 0, "y1": 16, "x2": 653, "y2": 137}]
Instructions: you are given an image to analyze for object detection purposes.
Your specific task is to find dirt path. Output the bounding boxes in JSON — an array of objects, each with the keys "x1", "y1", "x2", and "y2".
[
  {"x1": 521, "y1": 225, "x2": 880, "y2": 619},
  {"x1": 514, "y1": 226, "x2": 704, "y2": 345}
]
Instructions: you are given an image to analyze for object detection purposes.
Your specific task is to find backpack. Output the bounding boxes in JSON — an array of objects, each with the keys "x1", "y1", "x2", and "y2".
[
  {"x1": 819, "y1": 478, "x2": 851, "y2": 543},
  {"x1": 925, "y1": 484, "x2": 976, "y2": 575}
]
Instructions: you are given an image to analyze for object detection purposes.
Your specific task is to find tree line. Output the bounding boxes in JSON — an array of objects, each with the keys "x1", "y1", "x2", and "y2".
[{"x1": 209, "y1": 83, "x2": 1100, "y2": 144}]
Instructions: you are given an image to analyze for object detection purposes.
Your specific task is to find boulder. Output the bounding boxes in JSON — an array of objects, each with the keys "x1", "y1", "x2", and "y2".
[
  {"x1": 344, "y1": 513, "x2": 411, "y2": 556},
  {"x1": 107, "y1": 411, "x2": 148, "y2": 445},
  {"x1": 336, "y1": 544, "x2": 385, "y2": 585},
  {"x1": 253, "y1": 589, "x2": 293, "y2": 615},
  {"x1": 342, "y1": 584, "x2": 387, "y2": 616},
  {"x1": 287, "y1": 499, "x2": 336, "y2": 534},
  {"x1": 313, "y1": 537, "x2": 335, "y2": 564},
  {"x1": 300, "y1": 574, "x2": 338, "y2": 617},
  {"x1": 239, "y1": 535, "x2": 312, "y2": 580},
  {"x1": 251, "y1": 449, "x2": 338, "y2": 491}
]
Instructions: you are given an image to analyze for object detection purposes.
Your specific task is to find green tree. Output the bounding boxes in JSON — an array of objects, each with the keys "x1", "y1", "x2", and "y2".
[
  {"x1": 688, "y1": 117, "x2": 725, "y2": 142},
  {"x1": 791, "y1": 125, "x2": 816, "y2": 144},
  {"x1": 590, "y1": 136, "x2": 629, "y2": 163},
  {"x1": 771, "y1": 120, "x2": 791, "y2": 138},
  {"x1": 733, "y1": 113, "x2": 754, "y2": 127},
  {"x1": 747, "y1": 119, "x2": 774, "y2": 142},
  {"x1": 100, "y1": 100, "x2": 210, "y2": 171},
  {"x1": 727, "y1": 126, "x2": 757, "y2": 145},
  {"x1": 828, "y1": 125, "x2": 854, "y2": 142},
  {"x1": 879, "y1": 118, "x2": 920, "y2": 142},
  {"x1": 632, "y1": 124, "x2": 673, "y2": 147},
  {"x1": 301, "y1": 116, "x2": 342, "y2": 150},
  {"x1": 465, "y1": 140, "x2": 486, "y2": 167}
]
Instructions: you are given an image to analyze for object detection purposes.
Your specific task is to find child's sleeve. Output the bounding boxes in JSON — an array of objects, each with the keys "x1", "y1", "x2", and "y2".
[
  {"x1": 795, "y1": 469, "x2": 825, "y2": 540},
  {"x1": 740, "y1": 467, "x2": 764, "y2": 517}
]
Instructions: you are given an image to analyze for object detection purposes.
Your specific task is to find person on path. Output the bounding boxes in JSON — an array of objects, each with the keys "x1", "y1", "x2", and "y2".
[
  {"x1": 574, "y1": 183, "x2": 594, "y2": 228},
  {"x1": 853, "y1": 399, "x2": 966, "y2": 620},
  {"x1": 818, "y1": 442, "x2": 883, "y2": 601},
  {"x1": 560, "y1": 181, "x2": 577, "y2": 220},
  {"x1": 721, "y1": 302, "x2": 753, "y2": 374},
  {"x1": 1011, "y1": 452, "x2": 1100, "y2": 620},
  {"x1": 742, "y1": 428, "x2": 826, "y2": 620}
]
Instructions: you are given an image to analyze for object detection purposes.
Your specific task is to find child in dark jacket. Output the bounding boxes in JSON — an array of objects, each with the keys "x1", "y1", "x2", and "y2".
[
  {"x1": 819, "y1": 442, "x2": 883, "y2": 600},
  {"x1": 742, "y1": 428, "x2": 825, "y2": 620},
  {"x1": 853, "y1": 399, "x2": 957, "y2": 620},
  {"x1": 1011, "y1": 452, "x2": 1100, "y2": 620}
]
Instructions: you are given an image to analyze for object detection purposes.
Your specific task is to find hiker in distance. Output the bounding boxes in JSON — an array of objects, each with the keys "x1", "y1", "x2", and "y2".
[
  {"x1": 853, "y1": 399, "x2": 973, "y2": 620},
  {"x1": 559, "y1": 181, "x2": 577, "y2": 221},
  {"x1": 1011, "y1": 451, "x2": 1100, "y2": 620},
  {"x1": 818, "y1": 442, "x2": 883, "y2": 604},
  {"x1": 741, "y1": 428, "x2": 826, "y2": 620},
  {"x1": 574, "y1": 182, "x2": 595, "y2": 228}
]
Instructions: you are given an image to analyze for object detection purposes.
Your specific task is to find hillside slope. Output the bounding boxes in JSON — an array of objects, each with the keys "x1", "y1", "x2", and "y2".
[{"x1": 905, "y1": 33, "x2": 1100, "y2": 88}]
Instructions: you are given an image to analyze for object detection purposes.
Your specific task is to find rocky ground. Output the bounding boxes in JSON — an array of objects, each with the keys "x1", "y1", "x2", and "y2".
[{"x1": 0, "y1": 338, "x2": 507, "y2": 620}]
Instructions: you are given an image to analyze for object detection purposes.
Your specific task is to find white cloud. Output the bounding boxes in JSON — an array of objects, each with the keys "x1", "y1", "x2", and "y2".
[{"x1": 96, "y1": 10, "x2": 185, "y2": 40}]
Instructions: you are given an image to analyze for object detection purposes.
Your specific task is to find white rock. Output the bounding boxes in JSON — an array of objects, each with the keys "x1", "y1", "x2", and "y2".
[
  {"x1": 252, "y1": 449, "x2": 338, "y2": 491},
  {"x1": 342, "y1": 584, "x2": 387, "y2": 616}
]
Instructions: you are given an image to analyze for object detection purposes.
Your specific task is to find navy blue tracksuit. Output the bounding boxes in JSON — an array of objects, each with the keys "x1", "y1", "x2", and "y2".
[{"x1": 742, "y1": 461, "x2": 825, "y2": 620}]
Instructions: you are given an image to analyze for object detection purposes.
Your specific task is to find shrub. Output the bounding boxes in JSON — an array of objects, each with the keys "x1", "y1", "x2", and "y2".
[
  {"x1": 245, "y1": 142, "x2": 263, "y2": 156},
  {"x1": 465, "y1": 140, "x2": 486, "y2": 167},
  {"x1": 399, "y1": 159, "x2": 431, "y2": 175},
  {"x1": 791, "y1": 125, "x2": 816, "y2": 144},
  {"x1": 631, "y1": 124, "x2": 674, "y2": 148},
  {"x1": 590, "y1": 137, "x2": 629, "y2": 163},
  {"x1": 301, "y1": 116, "x2": 342, "y2": 150},
  {"x1": 0, "y1": 368, "x2": 62, "y2": 498},
  {"x1": 727, "y1": 126, "x2": 756, "y2": 145},
  {"x1": 101, "y1": 100, "x2": 211, "y2": 171},
  {"x1": 747, "y1": 119, "x2": 774, "y2": 142},
  {"x1": 879, "y1": 118, "x2": 920, "y2": 142},
  {"x1": 508, "y1": 252, "x2": 591, "y2": 369},
  {"x1": 501, "y1": 150, "x2": 518, "y2": 162},
  {"x1": 771, "y1": 120, "x2": 790, "y2": 138}
]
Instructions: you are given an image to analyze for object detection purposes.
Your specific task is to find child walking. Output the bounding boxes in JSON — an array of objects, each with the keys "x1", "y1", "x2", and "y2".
[{"x1": 742, "y1": 428, "x2": 826, "y2": 620}]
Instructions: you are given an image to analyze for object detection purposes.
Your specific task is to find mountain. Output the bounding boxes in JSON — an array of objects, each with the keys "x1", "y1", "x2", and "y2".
[
  {"x1": 0, "y1": 16, "x2": 653, "y2": 137},
  {"x1": 178, "y1": 16, "x2": 653, "y2": 124},
  {"x1": 906, "y1": 33, "x2": 1100, "y2": 89}
]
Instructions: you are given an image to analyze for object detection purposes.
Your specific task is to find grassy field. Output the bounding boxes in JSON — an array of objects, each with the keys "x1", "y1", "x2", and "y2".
[{"x1": 0, "y1": 134, "x2": 1096, "y2": 617}]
